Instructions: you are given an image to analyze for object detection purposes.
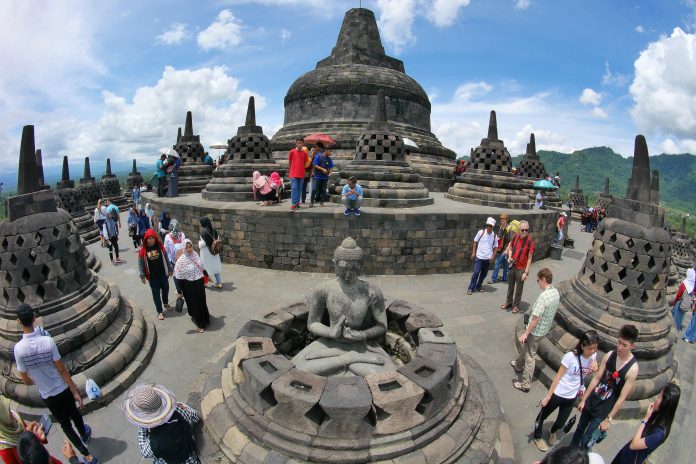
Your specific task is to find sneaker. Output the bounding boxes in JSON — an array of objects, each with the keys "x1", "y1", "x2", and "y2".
[
  {"x1": 215, "y1": 283, "x2": 223, "y2": 289},
  {"x1": 84, "y1": 457, "x2": 100, "y2": 464},
  {"x1": 290, "y1": 205, "x2": 297, "y2": 212},
  {"x1": 548, "y1": 432, "x2": 558, "y2": 446},
  {"x1": 344, "y1": 209, "x2": 351, "y2": 216},
  {"x1": 533, "y1": 438, "x2": 548, "y2": 452},
  {"x1": 487, "y1": 279, "x2": 497, "y2": 284},
  {"x1": 81, "y1": 424, "x2": 92, "y2": 444},
  {"x1": 354, "y1": 209, "x2": 361, "y2": 217}
]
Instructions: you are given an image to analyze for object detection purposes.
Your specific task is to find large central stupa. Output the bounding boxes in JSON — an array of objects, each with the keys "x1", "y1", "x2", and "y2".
[{"x1": 270, "y1": 8, "x2": 456, "y2": 191}]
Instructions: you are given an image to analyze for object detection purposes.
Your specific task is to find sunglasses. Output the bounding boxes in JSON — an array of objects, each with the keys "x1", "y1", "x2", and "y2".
[{"x1": 520, "y1": 229, "x2": 529, "y2": 232}]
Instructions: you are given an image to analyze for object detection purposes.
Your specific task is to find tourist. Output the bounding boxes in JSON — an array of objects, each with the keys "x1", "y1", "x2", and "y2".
[
  {"x1": 301, "y1": 146, "x2": 312, "y2": 204},
  {"x1": 156, "y1": 154, "x2": 167, "y2": 198},
  {"x1": 288, "y1": 138, "x2": 309, "y2": 211},
  {"x1": 610, "y1": 383, "x2": 680, "y2": 464},
  {"x1": 511, "y1": 268, "x2": 560, "y2": 393},
  {"x1": 167, "y1": 152, "x2": 181, "y2": 198},
  {"x1": 671, "y1": 267, "x2": 694, "y2": 333},
  {"x1": 554, "y1": 172, "x2": 561, "y2": 188},
  {"x1": 138, "y1": 229, "x2": 174, "y2": 321},
  {"x1": 164, "y1": 219, "x2": 186, "y2": 299},
  {"x1": 103, "y1": 211, "x2": 123, "y2": 264},
  {"x1": 467, "y1": 217, "x2": 499, "y2": 295},
  {"x1": 137, "y1": 208, "x2": 151, "y2": 250},
  {"x1": 571, "y1": 324, "x2": 640, "y2": 448},
  {"x1": 341, "y1": 176, "x2": 363, "y2": 216},
  {"x1": 535, "y1": 191, "x2": 544, "y2": 209},
  {"x1": 532, "y1": 445, "x2": 596, "y2": 464},
  {"x1": 93, "y1": 200, "x2": 106, "y2": 247},
  {"x1": 16, "y1": 431, "x2": 77, "y2": 464},
  {"x1": 132, "y1": 183, "x2": 142, "y2": 210},
  {"x1": 173, "y1": 240, "x2": 211, "y2": 333},
  {"x1": 104, "y1": 199, "x2": 120, "y2": 229},
  {"x1": 144, "y1": 203, "x2": 155, "y2": 225},
  {"x1": 501, "y1": 220, "x2": 535, "y2": 314},
  {"x1": 203, "y1": 152, "x2": 215, "y2": 167},
  {"x1": 679, "y1": 267, "x2": 696, "y2": 343},
  {"x1": 0, "y1": 396, "x2": 64, "y2": 464},
  {"x1": 556, "y1": 212, "x2": 567, "y2": 245},
  {"x1": 270, "y1": 171, "x2": 284, "y2": 203},
  {"x1": 532, "y1": 330, "x2": 600, "y2": 451},
  {"x1": 122, "y1": 384, "x2": 201, "y2": 464},
  {"x1": 199, "y1": 217, "x2": 223, "y2": 289},
  {"x1": 127, "y1": 207, "x2": 140, "y2": 249},
  {"x1": 13, "y1": 305, "x2": 98, "y2": 464},
  {"x1": 311, "y1": 142, "x2": 333, "y2": 207},
  {"x1": 489, "y1": 213, "x2": 512, "y2": 284},
  {"x1": 158, "y1": 210, "x2": 171, "y2": 242},
  {"x1": 252, "y1": 171, "x2": 276, "y2": 206},
  {"x1": 454, "y1": 159, "x2": 467, "y2": 176}
]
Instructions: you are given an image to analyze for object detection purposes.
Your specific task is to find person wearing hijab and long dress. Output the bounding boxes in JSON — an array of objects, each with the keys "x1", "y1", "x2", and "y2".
[
  {"x1": 252, "y1": 171, "x2": 276, "y2": 206},
  {"x1": 164, "y1": 219, "x2": 186, "y2": 301},
  {"x1": 158, "y1": 210, "x2": 171, "y2": 242},
  {"x1": 137, "y1": 208, "x2": 151, "y2": 249},
  {"x1": 199, "y1": 217, "x2": 223, "y2": 289},
  {"x1": 174, "y1": 240, "x2": 211, "y2": 333},
  {"x1": 145, "y1": 203, "x2": 155, "y2": 224},
  {"x1": 138, "y1": 229, "x2": 174, "y2": 321},
  {"x1": 0, "y1": 396, "x2": 62, "y2": 464}
]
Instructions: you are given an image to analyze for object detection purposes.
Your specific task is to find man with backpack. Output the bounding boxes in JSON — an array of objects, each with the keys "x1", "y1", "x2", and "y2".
[
  {"x1": 489, "y1": 213, "x2": 513, "y2": 284},
  {"x1": 501, "y1": 220, "x2": 535, "y2": 314},
  {"x1": 310, "y1": 142, "x2": 333, "y2": 207},
  {"x1": 467, "y1": 217, "x2": 499, "y2": 295}
]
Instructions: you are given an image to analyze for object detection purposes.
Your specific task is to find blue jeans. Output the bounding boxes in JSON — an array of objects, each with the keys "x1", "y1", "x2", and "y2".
[
  {"x1": 290, "y1": 177, "x2": 304, "y2": 206},
  {"x1": 571, "y1": 409, "x2": 604, "y2": 448},
  {"x1": 673, "y1": 300, "x2": 685, "y2": 331},
  {"x1": 491, "y1": 253, "x2": 508, "y2": 282},
  {"x1": 685, "y1": 311, "x2": 696, "y2": 342},
  {"x1": 468, "y1": 258, "x2": 491, "y2": 291},
  {"x1": 149, "y1": 274, "x2": 169, "y2": 314},
  {"x1": 312, "y1": 178, "x2": 328, "y2": 203},
  {"x1": 214, "y1": 273, "x2": 222, "y2": 284}
]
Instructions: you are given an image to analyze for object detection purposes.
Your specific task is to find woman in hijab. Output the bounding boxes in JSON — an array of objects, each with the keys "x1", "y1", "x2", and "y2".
[
  {"x1": 252, "y1": 171, "x2": 276, "y2": 206},
  {"x1": 103, "y1": 211, "x2": 123, "y2": 264},
  {"x1": 145, "y1": 203, "x2": 155, "y2": 223},
  {"x1": 158, "y1": 210, "x2": 171, "y2": 242},
  {"x1": 164, "y1": 219, "x2": 186, "y2": 300},
  {"x1": 127, "y1": 207, "x2": 140, "y2": 249},
  {"x1": 270, "y1": 171, "x2": 284, "y2": 203},
  {"x1": 139, "y1": 229, "x2": 173, "y2": 320},
  {"x1": 199, "y1": 217, "x2": 222, "y2": 289},
  {"x1": 0, "y1": 396, "x2": 61, "y2": 463},
  {"x1": 174, "y1": 240, "x2": 211, "y2": 333},
  {"x1": 137, "y1": 208, "x2": 151, "y2": 248}
]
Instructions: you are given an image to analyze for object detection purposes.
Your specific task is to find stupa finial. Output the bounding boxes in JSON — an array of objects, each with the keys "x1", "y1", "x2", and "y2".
[
  {"x1": 487, "y1": 111, "x2": 498, "y2": 140},
  {"x1": 61, "y1": 156, "x2": 70, "y2": 182},
  {"x1": 650, "y1": 169, "x2": 660, "y2": 205},
  {"x1": 682, "y1": 216, "x2": 687, "y2": 234},
  {"x1": 184, "y1": 111, "x2": 193, "y2": 137},
  {"x1": 574, "y1": 175, "x2": 580, "y2": 190},
  {"x1": 603, "y1": 177, "x2": 610, "y2": 195},
  {"x1": 177, "y1": 127, "x2": 182, "y2": 143},
  {"x1": 132, "y1": 159, "x2": 137, "y2": 174},
  {"x1": 375, "y1": 90, "x2": 387, "y2": 123},
  {"x1": 627, "y1": 135, "x2": 651, "y2": 203},
  {"x1": 35, "y1": 149, "x2": 46, "y2": 187},
  {"x1": 17, "y1": 125, "x2": 41, "y2": 195},
  {"x1": 105, "y1": 158, "x2": 112, "y2": 176},
  {"x1": 245, "y1": 96, "x2": 257, "y2": 127},
  {"x1": 529, "y1": 133, "x2": 536, "y2": 155},
  {"x1": 83, "y1": 157, "x2": 92, "y2": 179}
]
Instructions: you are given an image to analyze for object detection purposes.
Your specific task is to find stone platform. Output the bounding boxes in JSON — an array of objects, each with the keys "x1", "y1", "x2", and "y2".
[{"x1": 145, "y1": 192, "x2": 557, "y2": 275}]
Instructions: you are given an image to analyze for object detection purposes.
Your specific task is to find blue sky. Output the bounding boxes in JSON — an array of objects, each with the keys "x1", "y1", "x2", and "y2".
[{"x1": 1, "y1": 0, "x2": 696, "y2": 177}]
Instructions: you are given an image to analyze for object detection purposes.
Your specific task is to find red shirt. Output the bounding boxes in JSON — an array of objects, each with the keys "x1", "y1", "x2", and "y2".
[
  {"x1": 288, "y1": 148, "x2": 308, "y2": 179},
  {"x1": 558, "y1": 216, "x2": 565, "y2": 230},
  {"x1": 509, "y1": 234, "x2": 535, "y2": 270}
]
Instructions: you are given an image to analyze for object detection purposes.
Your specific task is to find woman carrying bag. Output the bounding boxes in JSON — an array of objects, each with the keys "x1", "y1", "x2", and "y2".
[
  {"x1": 199, "y1": 217, "x2": 223, "y2": 289},
  {"x1": 174, "y1": 240, "x2": 211, "y2": 333}
]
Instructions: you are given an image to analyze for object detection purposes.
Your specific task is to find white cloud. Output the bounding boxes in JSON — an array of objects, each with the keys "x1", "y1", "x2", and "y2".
[
  {"x1": 601, "y1": 61, "x2": 629, "y2": 87},
  {"x1": 685, "y1": 0, "x2": 696, "y2": 32},
  {"x1": 375, "y1": 0, "x2": 418, "y2": 53},
  {"x1": 157, "y1": 23, "x2": 190, "y2": 45},
  {"x1": 635, "y1": 25, "x2": 645, "y2": 33},
  {"x1": 452, "y1": 82, "x2": 493, "y2": 102},
  {"x1": 660, "y1": 137, "x2": 696, "y2": 153},
  {"x1": 592, "y1": 107, "x2": 608, "y2": 119},
  {"x1": 514, "y1": 0, "x2": 532, "y2": 10},
  {"x1": 630, "y1": 27, "x2": 696, "y2": 141},
  {"x1": 280, "y1": 28, "x2": 292, "y2": 43},
  {"x1": 426, "y1": 0, "x2": 471, "y2": 27},
  {"x1": 197, "y1": 10, "x2": 243, "y2": 51},
  {"x1": 579, "y1": 88, "x2": 602, "y2": 106}
]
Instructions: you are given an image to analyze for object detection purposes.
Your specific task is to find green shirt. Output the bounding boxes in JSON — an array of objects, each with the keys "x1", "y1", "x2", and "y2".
[{"x1": 530, "y1": 285, "x2": 560, "y2": 337}]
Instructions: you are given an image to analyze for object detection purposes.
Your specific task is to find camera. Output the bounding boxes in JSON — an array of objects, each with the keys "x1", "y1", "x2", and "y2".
[{"x1": 507, "y1": 258, "x2": 516, "y2": 269}]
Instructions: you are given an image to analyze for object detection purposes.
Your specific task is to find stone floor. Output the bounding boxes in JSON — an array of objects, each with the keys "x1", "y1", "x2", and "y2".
[{"x1": 33, "y1": 220, "x2": 694, "y2": 464}]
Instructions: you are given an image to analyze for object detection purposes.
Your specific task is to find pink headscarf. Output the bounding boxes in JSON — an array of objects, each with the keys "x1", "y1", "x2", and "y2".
[
  {"x1": 270, "y1": 172, "x2": 282, "y2": 188},
  {"x1": 252, "y1": 171, "x2": 272, "y2": 194}
]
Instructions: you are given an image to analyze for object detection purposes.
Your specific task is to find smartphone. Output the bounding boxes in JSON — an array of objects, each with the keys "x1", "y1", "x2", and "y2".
[{"x1": 39, "y1": 413, "x2": 52, "y2": 436}]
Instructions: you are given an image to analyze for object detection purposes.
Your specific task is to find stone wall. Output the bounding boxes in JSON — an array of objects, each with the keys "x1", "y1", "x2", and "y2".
[{"x1": 147, "y1": 194, "x2": 557, "y2": 275}]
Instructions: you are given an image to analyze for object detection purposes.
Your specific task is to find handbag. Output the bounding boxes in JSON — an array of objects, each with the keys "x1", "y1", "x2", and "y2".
[
  {"x1": 211, "y1": 239, "x2": 223, "y2": 255},
  {"x1": 174, "y1": 297, "x2": 185, "y2": 313}
]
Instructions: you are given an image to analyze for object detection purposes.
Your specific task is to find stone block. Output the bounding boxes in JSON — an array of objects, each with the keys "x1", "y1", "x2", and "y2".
[
  {"x1": 237, "y1": 320, "x2": 277, "y2": 339},
  {"x1": 417, "y1": 327, "x2": 455, "y2": 345},
  {"x1": 365, "y1": 371, "x2": 425, "y2": 434},
  {"x1": 404, "y1": 311, "x2": 443, "y2": 333},
  {"x1": 317, "y1": 376, "x2": 373, "y2": 438},
  {"x1": 239, "y1": 354, "x2": 293, "y2": 414},
  {"x1": 231, "y1": 336, "x2": 276, "y2": 384},
  {"x1": 398, "y1": 357, "x2": 452, "y2": 419},
  {"x1": 267, "y1": 368, "x2": 328, "y2": 434},
  {"x1": 252, "y1": 308, "x2": 294, "y2": 332}
]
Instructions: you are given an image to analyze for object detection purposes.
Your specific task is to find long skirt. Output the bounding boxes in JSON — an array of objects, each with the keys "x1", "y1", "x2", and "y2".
[{"x1": 181, "y1": 277, "x2": 210, "y2": 329}]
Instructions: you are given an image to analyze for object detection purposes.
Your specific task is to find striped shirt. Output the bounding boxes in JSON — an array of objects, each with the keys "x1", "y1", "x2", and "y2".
[
  {"x1": 14, "y1": 332, "x2": 67, "y2": 399},
  {"x1": 529, "y1": 285, "x2": 560, "y2": 337}
]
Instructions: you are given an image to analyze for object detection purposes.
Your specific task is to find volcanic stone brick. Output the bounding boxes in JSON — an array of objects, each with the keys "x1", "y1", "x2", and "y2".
[
  {"x1": 317, "y1": 376, "x2": 373, "y2": 438},
  {"x1": 404, "y1": 311, "x2": 443, "y2": 333},
  {"x1": 365, "y1": 371, "x2": 425, "y2": 434},
  {"x1": 267, "y1": 368, "x2": 328, "y2": 434},
  {"x1": 239, "y1": 354, "x2": 293, "y2": 414},
  {"x1": 252, "y1": 308, "x2": 294, "y2": 332},
  {"x1": 398, "y1": 357, "x2": 452, "y2": 419},
  {"x1": 174, "y1": 111, "x2": 213, "y2": 193},
  {"x1": 237, "y1": 320, "x2": 277, "y2": 339},
  {"x1": 231, "y1": 336, "x2": 277, "y2": 384},
  {"x1": 418, "y1": 327, "x2": 455, "y2": 345},
  {"x1": 98, "y1": 158, "x2": 129, "y2": 208}
]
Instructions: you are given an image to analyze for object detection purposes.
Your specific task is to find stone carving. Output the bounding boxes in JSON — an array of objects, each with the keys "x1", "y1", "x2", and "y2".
[
  {"x1": 75, "y1": 157, "x2": 101, "y2": 210},
  {"x1": 534, "y1": 135, "x2": 676, "y2": 407},
  {"x1": 568, "y1": 175, "x2": 586, "y2": 211},
  {"x1": 202, "y1": 96, "x2": 279, "y2": 201},
  {"x1": 98, "y1": 158, "x2": 129, "y2": 208},
  {"x1": 446, "y1": 111, "x2": 531, "y2": 209},
  {"x1": 1, "y1": 126, "x2": 155, "y2": 408},
  {"x1": 53, "y1": 156, "x2": 100, "y2": 245},
  {"x1": 270, "y1": 8, "x2": 455, "y2": 191},
  {"x1": 174, "y1": 111, "x2": 212, "y2": 193},
  {"x1": 331, "y1": 91, "x2": 433, "y2": 207},
  {"x1": 125, "y1": 159, "x2": 144, "y2": 192}
]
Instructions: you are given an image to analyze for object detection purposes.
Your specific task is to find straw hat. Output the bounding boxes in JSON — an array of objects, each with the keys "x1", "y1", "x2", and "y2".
[{"x1": 122, "y1": 384, "x2": 176, "y2": 429}]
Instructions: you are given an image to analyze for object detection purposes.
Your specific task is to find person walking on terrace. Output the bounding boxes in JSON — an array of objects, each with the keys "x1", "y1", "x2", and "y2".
[
  {"x1": 467, "y1": 217, "x2": 498, "y2": 295},
  {"x1": 489, "y1": 213, "x2": 512, "y2": 284},
  {"x1": 501, "y1": 220, "x2": 535, "y2": 314},
  {"x1": 288, "y1": 138, "x2": 309, "y2": 211},
  {"x1": 139, "y1": 229, "x2": 174, "y2": 321}
]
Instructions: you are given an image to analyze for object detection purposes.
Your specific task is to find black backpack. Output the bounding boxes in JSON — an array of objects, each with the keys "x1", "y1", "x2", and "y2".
[{"x1": 149, "y1": 411, "x2": 197, "y2": 464}]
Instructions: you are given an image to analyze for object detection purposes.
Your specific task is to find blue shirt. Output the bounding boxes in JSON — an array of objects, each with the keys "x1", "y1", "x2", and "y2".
[
  {"x1": 614, "y1": 426, "x2": 665, "y2": 464},
  {"x1": 14, "y1": 332, "x2": 67, "y2": 399},
  {"x1": 156, "y1": 159, "x2": 166, "y2": 177},
  {"x1": 203, "y1": 154, "x2": 214, "y2": 166},
  {"x1": 312, "y1": 153, "x2": 333, "y2": 180},
  {"x1": 341, "y1": 183, "x2": 363, "y2": 200}
]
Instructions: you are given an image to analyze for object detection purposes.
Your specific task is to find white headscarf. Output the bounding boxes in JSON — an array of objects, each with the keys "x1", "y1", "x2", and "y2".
[
  {"x1": 684, "y1": 268, "x2": 695, "y2": 294},
  {"x1": 173, "y1": 239, "x2": 205, "y2": 281}
]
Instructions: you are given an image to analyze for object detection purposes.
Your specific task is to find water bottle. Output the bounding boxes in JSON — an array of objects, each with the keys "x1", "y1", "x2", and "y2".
[{"x1": 563, "y1": 414, "x2": 577, "y2": 433}]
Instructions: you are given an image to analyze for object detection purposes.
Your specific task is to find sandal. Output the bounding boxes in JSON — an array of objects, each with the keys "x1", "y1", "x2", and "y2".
[
  {"x1": 164, "y1": 304, "x2": 173, "y2": 311},
  {"x1": 512, "y1": 307, "x2": 520, "y2": 314},
  {"x1": 157, "y1": 313, "x2": 164, "y2": 320},
  {"x1": 467, "y1": 289, "x2": 473, "y2": 295},
  {"x1": 501, "y1": 304, "x2": 512, "y2": 310},
  {"x1": 196, "y1": 328, "x2": 205, "y2": 333},
  {"x1": 512, "y1": 380, "x2": 529, "y2": 392}
]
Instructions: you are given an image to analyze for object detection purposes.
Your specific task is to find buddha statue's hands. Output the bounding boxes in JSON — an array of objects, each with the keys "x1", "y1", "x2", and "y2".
[
  {"x1": 342, "y1": 327, "x2": 366, "y2": 342},
  {"x1": 327, "y1": 315, "x2": 347, "y2": 339}
]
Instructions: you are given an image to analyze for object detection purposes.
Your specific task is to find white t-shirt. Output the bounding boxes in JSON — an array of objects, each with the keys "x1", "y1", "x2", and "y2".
[
  {"x1": 474, "y1": 229, "x2": 499, "y2": 260},
  {"x1": 554, "y1": 351, "x2": 597, "y2": 399}
]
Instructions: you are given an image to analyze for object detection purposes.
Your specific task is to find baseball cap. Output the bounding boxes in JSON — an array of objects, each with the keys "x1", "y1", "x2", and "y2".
[
  {"x1": 560, "y1": 212, "x2": 567, "y2": 217},
  {"x1": 486, "y1": 217, "x2": 496, "y2": 227}
]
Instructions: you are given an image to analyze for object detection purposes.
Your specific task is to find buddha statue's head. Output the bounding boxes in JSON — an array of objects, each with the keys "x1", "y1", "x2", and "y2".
[{"x1": 333, "y1": 237, "x2": 364, "y2": 284}]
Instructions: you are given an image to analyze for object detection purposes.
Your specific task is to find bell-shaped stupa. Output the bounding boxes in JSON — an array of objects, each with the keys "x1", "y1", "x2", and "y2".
[
  {"x1": 668, "y1": 217, "x2": 695, "y2": 295},
  {"x1": 125, "y1": 159, "x2": 144, "y2": 192},
  {"x1": 174, "y1": 111, "x2": 212, "y2": 193},
  {"x1": 568, "y1": 175, "x2": 586, "y2": 212},
  {"x1": 0, "y1": 126, "x2": 155, "y2": 409},
  {"x1": 54, "y1": 156, "x2": 100, "y2": 245},
  {"x1": 445, "y1": 111, "x2": 531, "y2": 208},
  {"x1": 594, "y1": 177, "x2": 614, "y2": 211},
  {"x1": 203, "y1": 96, "x2": 279, "y2": 201},
  {"x1": 98, "y1": 158, "x2": 129, "y2": 208},
  {"x1": 533, "y1": 135, "x2": 675, "y2": 410},
  {"x1": 331, "y1": 91, "x2": 433, "y2": 207},
  {"x1": 270, "y1": 8, "x2": 456, "y2": 191},
  {"x1": 517, "y1": 133, "x2": 561, "y2": 208},
  {"x1": 75, "y1": 157, "x2": 101, "y2": 210}
]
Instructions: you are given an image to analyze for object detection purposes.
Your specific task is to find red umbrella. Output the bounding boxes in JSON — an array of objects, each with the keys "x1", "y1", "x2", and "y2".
[{"x1": 304, "y1": 133, "x2": 336, "y2": 147}]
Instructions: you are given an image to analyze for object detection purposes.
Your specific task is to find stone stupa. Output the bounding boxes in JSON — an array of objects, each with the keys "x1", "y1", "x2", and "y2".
[
  {"x1": 34, "y1": 149, "x2": 50, "y2": 191},
  {"x1": 532, "y1": 135, "x2": 675, "y2": 411},
  {"x1": 445, "y1": 111, "x2": 531, "y2": 209},
  {"x1": 668, "y1": 217, "x2": 695, "y2": 296},
  {"x1": 516, "y1": 133, "x2": 561, "y2": 208},
  {"x1": 174, "y1": 111, "x2": 213, "y2": 193},
  {"x1": 125, "y1": 159, "x2": 144, "y2": 192},
  {"x1": 53, "y1": 156, "x2": 100, "y2": 245},
  {"x1": 98, "y1": 158, "x2": 129, "y2": 208},
  {"x1": 0, "y1": 126, "x2": 155, "y2": 409},
  {"x1": 331, "y1": 90, "x2": 433, "y2": 207},
  {"x1": 75, "y1": 157, "x2": 102, "y2": 211},
  {"x1": 202, "y1": 96, "x2": 279, "y2": 201},
  {"x1": 568, "y1": 175, "x2": 586, "y2": 212},
  {"x1": 270, "y1": 8, "x2": 456, "y2": 191},
  {"x1": 595, "y1": 177, "x2": 614, "y2": 211}
]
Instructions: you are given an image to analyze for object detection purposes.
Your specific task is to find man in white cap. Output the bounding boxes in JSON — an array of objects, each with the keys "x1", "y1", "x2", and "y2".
[
  {"x1": 467, "y1": 217, "x2": 499, "y2": 295},
  {"x1": 556, "y1": 212, "x2": 567, "y2": 244}
]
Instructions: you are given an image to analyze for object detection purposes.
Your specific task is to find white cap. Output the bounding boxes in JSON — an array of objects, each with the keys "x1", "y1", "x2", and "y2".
[
  {"x1": 560, "y1": 212, "x2": 567, "y2": 217},
  {"x1": 486, "y1": 217, "x2": 496, "y2": 226}
]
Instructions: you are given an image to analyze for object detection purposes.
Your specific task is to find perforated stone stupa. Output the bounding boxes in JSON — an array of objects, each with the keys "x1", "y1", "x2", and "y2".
[
  {"x1": 568, "y1": 175, "x2": 586, "y2": 211},
  {"x1": 174, "y1": 111, "x2": 212, "y2": 193},
  {"x1": 0, "y1": 126, "x2": 155, "y2": 408},
  {"x1": 668, "y1": 217, "x2": 695, "y2": 295},
  {"x1": 270, "y1": 8, "x2": 456, "y2": 191},
  {"x1": 99, "y1": 158, "x2": 128, "y2": 208},
  {"x1": 595, "y1": 177, "x2": 614, "y2": 211},
  {"x1": 331, "y1": 91, "x2": 433, "y2": 208},
  {"x1": 517, "y1": 133, "x2": 561, "y2": 208},
  {"x1": 75, "y1": 157, "x2": 101, "y2": 210},
  {"x1": 54, "y1": 156, "x2": 99, "y2": 245},
  {"x1": 534, "y1": 135, "x2": 675, "y2": 407},
  {"x1": 203, "y1": 96, "x2": 279, "y2": 201},
  {"x1": 445, "y1": 111, "x2": 531, "y2": 209},
  {"x1": 126, "y1": 159, "x2": 144, "y2": 192}
]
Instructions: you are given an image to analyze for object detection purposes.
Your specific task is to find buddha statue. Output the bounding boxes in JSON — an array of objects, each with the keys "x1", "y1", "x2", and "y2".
[{"x1": 292, "y1": 237, "x2": 397, "y2": 376}]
